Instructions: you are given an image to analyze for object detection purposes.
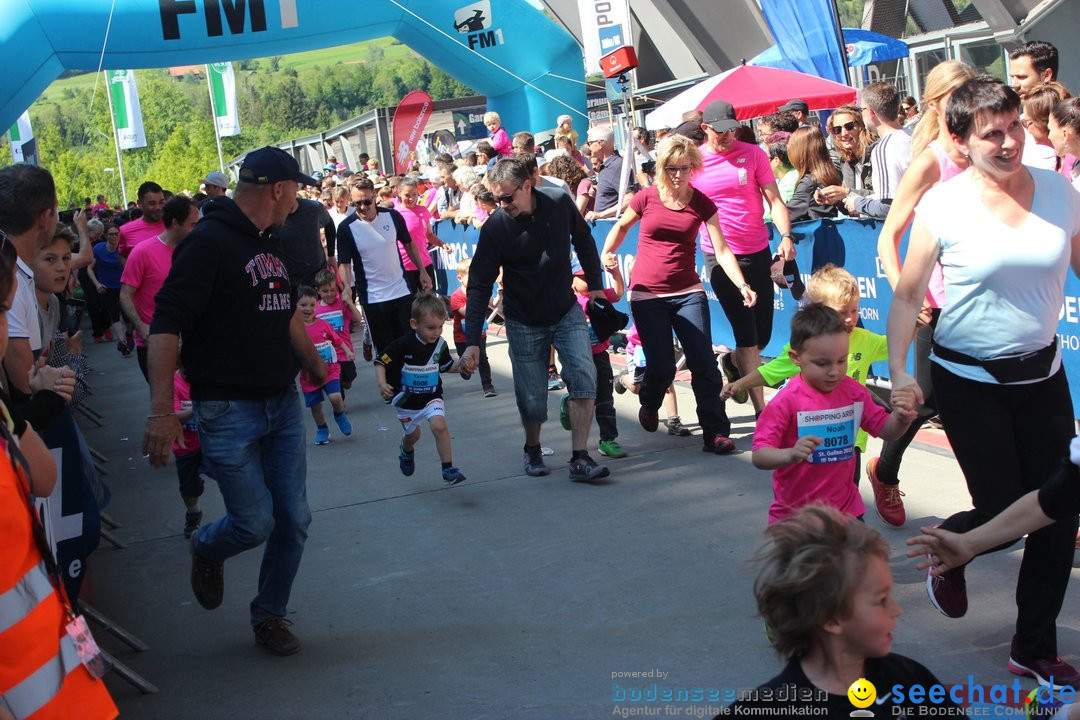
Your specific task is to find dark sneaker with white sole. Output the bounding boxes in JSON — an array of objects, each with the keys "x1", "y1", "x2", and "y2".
[
  {"x1": 926, "y1": 561, "x2": 967, "y2": 618},
  {"x1": 523, "y1": 449, "x2": 550, "y2": 477},
  {"x1": 1008, "y1": 649, "x2": 1080, "y2": 690},
  {"x1": 568, "y1": 455, "x2": 610, "y2": 482}
]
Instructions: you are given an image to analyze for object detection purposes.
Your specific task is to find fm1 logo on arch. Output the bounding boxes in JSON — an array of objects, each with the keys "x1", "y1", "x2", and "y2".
[
  {"x1": 160, "y1": 0, "x2": 299, "y2": 41},
  {"x1": 453, "y1": 1, "x2": 505, "y2": 50}
]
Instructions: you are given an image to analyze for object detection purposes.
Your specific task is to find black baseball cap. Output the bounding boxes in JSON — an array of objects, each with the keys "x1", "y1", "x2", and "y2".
[
  {"x1": 238, "y1": 146, "x2": 318, "y2": 186},
  {"x1": 779, "y1": 99, "x2": 809, "y2": 114},
  {"x1": 701, "y1": 100, "x2": 742, "y2": 133}
]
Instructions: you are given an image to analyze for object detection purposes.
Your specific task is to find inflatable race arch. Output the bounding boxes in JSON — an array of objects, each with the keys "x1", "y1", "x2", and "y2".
[{"x1": 1, "y1": 0, "x2": 585, "y2": 135}]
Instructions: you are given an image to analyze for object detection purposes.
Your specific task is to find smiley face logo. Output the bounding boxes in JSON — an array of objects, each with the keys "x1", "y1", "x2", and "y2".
[{"x1": 847, "y1": 678, "x2": 876, "y2": 708}]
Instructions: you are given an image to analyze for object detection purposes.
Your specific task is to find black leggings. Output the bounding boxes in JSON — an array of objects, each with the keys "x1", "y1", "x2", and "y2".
[
  {"x1": 933, "y1": 363, "x2": 1077, "y2": 659},
  {"x1": 705, "y1": 247, "x2": 774, "y2": 349}
]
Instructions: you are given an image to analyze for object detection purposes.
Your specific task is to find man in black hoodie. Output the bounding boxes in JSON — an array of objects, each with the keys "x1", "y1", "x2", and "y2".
[{"x1": 143, "y1": 147, "x2": 327, "y2": 656}]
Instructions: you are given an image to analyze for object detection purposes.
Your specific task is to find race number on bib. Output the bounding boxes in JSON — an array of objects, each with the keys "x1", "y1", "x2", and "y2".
[
  {"x1": 317, "y1": 310, "x2": 345, "y2": 332},
  {"x1": 796, "y1": 403, "x2": 862, "y2": 464},
  {"x1": 314, "y1": 340, "x2": 337, "y2": 365},
  {"x1": 402, "y1": 362, "x2": 439, "y2": 394}
]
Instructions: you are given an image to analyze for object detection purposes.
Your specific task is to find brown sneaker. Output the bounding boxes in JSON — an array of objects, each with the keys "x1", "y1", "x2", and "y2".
[
  {"x1": 190, "y1": 538, "x2": 223, "y2": 610},
  {"x1": 253, "y1": 617, "x2": 301, "y2": 656}
]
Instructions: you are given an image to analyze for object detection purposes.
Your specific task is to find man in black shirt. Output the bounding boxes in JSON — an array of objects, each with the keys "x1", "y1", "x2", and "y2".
[
  {"x1": 144, "y1": 146, "x2": 327, "y2": 657},
  {"x1": 276, "y1": 197, "x2": 336, "y2": 288},
  {"x1": 462, "y1": 158, "x2": 611, "y2": 482}
]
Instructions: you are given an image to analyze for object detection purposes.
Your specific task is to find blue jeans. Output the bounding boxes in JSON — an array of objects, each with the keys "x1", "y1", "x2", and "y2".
[
  {"x1": 630, "y1": 291, "x2": 730, "y2": 438},
  {"x1": 192, "y1": 388, "x2": 312, "y2": 625},
  {"x1": 505, "y1": 304, "x2": 596, "y2": 425}
]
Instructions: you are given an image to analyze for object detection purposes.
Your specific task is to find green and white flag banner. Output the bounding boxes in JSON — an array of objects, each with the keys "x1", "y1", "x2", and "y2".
[
  {"x1": 208, "y1": 62, "x2": 240, "y2": 137},
  {"x1": 107, "y1": 70, "x2": 147, "y2": 150},
  {"x1": 8, "y1": 111, "x2": 32, "y2": 162}
]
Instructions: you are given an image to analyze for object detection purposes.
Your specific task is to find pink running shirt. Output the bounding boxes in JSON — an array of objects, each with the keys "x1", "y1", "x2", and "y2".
[
  {"x1": 694, "y1": 140, "x2": 774, "y2": 255},
  {"x1": 753, "y1": 374, "x2": 890, "y2": 524}
]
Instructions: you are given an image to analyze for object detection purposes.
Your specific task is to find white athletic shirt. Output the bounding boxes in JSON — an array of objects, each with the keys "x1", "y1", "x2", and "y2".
[
  {"x1": 916, "y1": 167, "x2": 1080, "y2": 383},
  {"x1": 9, "y1": 257, "x2": 42, "y2": 351},
  {"x1": 337, "y1": 208, "x2": 411, "y2": 305}
]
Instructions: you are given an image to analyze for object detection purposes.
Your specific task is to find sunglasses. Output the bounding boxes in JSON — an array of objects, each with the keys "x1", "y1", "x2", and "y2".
[
  {"x1": 351, "y1": 198, "x2": 374, "y2": 208},
  {"x1": 830, "y1": 121, "x2": 858, "y2": 135},
  {"x1": 495, "y1": 184, "x2": 522, "y2": 205}
]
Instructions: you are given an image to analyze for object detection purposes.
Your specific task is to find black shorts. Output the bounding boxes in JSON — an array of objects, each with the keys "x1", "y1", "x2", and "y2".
[
  {"x1": 339, "y1": 360, "x2": 357, "y2": 388},
  {"x1": 705, "y1": 247, "x2": 774, "y2": 349}
]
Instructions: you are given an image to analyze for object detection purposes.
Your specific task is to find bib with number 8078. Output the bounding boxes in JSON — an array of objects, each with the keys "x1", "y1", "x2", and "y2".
[{"x1": 796, "y1": 403, "x2": 862, "y2": 464}]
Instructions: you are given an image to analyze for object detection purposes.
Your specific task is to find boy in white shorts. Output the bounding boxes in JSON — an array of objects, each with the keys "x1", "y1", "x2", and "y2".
[{"x1": 375, "y1": 293, "x2": 468, "y2": 484}]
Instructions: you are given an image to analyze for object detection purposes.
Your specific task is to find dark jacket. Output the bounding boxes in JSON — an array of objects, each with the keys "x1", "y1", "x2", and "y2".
[
  {"x1": 786, "y1": 175, "x2": 839, "y2": 223},
  {"x1": 464, "y1": 187, "x2": 603, "y2": 347},
  {"x1": 151, "y1": 197, "x2": 299, "y2": 401}
]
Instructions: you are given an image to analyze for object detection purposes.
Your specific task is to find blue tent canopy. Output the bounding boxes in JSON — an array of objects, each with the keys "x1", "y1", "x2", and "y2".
[{"x1": 749, "y1": 28, "x2": 908, "y2": 69}]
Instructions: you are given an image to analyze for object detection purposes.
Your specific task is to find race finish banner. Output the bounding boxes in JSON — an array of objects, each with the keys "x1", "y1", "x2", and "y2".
[
  {"x1": 8, "y1": 110, "x2": 36, "y2": 164},
  {"x1": 207, "y1": 62, "x2": 240, "y2": 137},
  {"x1": 107, "y1": 70, "x2": 147, "y2": 150},
  {"x1": 392, "y1": 90, "x2": 433, "y2": 175}
]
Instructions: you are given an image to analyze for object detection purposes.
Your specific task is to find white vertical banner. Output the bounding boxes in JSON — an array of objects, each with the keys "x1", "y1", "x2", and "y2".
[
  {"x1": 207, "y1": 62, "x2": 240, "y2": 137},
  {"x1": 8, "y1": 111, "x2": 33, "y2": 163},
  {"x1": 576, "y1": 0, "x2": 633, "y2": 76},
  {"x1": 107, "y1": 70, "x2": 147, "y2": 150}
]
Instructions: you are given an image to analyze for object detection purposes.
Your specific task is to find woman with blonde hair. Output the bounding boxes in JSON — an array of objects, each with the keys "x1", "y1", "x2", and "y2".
[
  {"x1": 784, "y1": 128, "x2": 841, "y2": 222},
  {"x1": 601, "y1": 134, "x2": 756, "y2": 454},
  {"x1": 1022, "y1": 82, "x2": 1072, "y2": 171},
  {"x1": 864, "y1": 60, "x2": 975, "y2": 526}
]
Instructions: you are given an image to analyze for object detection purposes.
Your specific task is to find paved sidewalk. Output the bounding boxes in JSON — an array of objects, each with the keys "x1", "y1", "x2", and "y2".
[{"x1": 76, "y1": 327, "x2": 1080, "y2": 719}]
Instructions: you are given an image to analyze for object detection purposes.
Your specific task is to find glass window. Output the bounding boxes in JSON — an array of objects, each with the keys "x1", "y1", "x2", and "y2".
[
  {"x1": 958, "y1": 39, "x2": 1006, "y2": 80},
  {"x1": 914, "y1": 48, "x2": 949, "y2": 98}
]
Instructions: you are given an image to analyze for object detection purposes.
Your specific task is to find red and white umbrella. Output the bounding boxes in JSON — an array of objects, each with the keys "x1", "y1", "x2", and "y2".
[{"x1": 645, "y1": 64, "x2": 857, "y2": 131}]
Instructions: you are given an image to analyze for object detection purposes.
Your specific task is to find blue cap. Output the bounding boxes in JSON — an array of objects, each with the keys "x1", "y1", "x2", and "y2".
[{"x1": 238, "y1": 146, "x2": 317, "y2": 186}]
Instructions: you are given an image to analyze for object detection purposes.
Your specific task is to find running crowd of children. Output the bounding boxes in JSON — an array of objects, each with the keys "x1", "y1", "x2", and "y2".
[{"x1": 11, "y1": 39, "x2": 1080, "y2": 716}]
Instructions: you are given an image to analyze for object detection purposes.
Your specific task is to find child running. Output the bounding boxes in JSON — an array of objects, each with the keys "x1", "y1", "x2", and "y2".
[
  {"x1": 752, "y1": 303, "x2": 916, "y2": 523},
  {"x1": 723, "y1": 265, "x2": 904, "y2": 524},
  {"x1": 297, "y1": 285, "x2": 353, "y2": 445},
  {"x1": 725, "y1": 505, "x2": 956, "y2": 716},
  {"x1": 614, "y1": 324, "x2": 692, "y2": 437},
  {"x1": 173, "y1": 364, "x2": 206, "y2": 538},
  {"x1": 449, "y1": 258, "x2": 496, "y2": 397},
  {"x1": 314, "y1": 268, "x2": 365, "y2": 386},
  {"x1": 561, "y1": 264, "x2": 626, "y2": 458},
  {"x1": 375, "y1": 292, "x2": 468, "y2": 485}
]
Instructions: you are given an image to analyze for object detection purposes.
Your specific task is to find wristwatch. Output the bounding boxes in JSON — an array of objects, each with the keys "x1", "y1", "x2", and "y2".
[{"x1": 781, "y1": 233, "x2": 794, "y2": 241}]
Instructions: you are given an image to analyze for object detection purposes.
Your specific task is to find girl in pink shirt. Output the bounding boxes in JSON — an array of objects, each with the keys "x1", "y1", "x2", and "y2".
[{"x1": 298, "y1": 287, "x2": 353, "y2": 446}]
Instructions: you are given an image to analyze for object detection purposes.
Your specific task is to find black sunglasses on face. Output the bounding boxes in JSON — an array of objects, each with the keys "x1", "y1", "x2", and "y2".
[
  {"x1": 830, "y1": 121, "x2": 858, "y2": 135},
  {"x1": 495, "y1": 184, "x2": 522, "y2": 205},
  {"x1": 351, "y1": 198, "x2": 374, "y2": 208}
]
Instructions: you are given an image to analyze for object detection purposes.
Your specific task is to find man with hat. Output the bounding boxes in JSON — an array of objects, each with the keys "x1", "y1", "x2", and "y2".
[
  {"x1": 200, "y1": 170, "x2": 229, "y2": 199},
  {"x1": 696, "y1": 100, "x2": 795, "y2": 419},
  {"x1": 778, "y1": 99, "x2": 811, "y2": 128},
  {"x1": 143, "y1": 146, "x2": 328, "y2": 657}
]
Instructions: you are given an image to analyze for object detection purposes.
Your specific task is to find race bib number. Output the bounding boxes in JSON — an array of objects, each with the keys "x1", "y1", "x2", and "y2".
[
  {"x1": 317, "y1": 309, "x2": 345, "y2": 332},
  {"x1": 314, "y1": 340, "x2": 337, "y2": 365},
  {"x1": 632, "y1": 346, "x2": 646, "y2": 367},
  {"x1": 796, "y1": 403, "x2": 862, "y2": 464},
  {"x1": 402, "y1": 362, "x2": 439, "y2": 394},
  {"x1": 180, "y1": 400, "x2": 197, "y2": 431}
]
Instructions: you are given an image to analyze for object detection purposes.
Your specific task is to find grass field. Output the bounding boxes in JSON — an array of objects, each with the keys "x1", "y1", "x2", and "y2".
[{"x1": 33, "y1": 37, "x2": 419, "y2": 105}]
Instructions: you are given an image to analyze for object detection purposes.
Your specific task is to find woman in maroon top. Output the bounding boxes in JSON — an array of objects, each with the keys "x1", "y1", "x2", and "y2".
[{"x1": 602, "y1": 135, "x2": 756, "y2": 453}]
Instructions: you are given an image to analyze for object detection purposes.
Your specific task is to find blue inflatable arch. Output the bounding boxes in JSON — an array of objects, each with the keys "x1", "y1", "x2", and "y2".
[{"x1": 1, "y1": 0, "x2": 585, "y2": 136}]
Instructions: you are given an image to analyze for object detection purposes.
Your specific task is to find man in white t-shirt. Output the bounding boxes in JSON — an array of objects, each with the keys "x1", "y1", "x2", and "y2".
[
  {"x1": 843, "y1": 82, "x2": 912, "y2": 220},
  {"x1": 0, "y1": 164, "x2": 76, "y2": 401},
  {"x1": 336, "y1": 176, "x2": 430, "y2": 356}
]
